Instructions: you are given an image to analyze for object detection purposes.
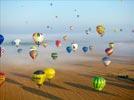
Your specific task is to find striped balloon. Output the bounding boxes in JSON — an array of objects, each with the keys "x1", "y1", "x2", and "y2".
[
  {"x1": 105, "y1": 48, "x2": 113, "y2": 56},
  {"x1": 92, "y1": 76, "x2": 106, "y2": 91}
]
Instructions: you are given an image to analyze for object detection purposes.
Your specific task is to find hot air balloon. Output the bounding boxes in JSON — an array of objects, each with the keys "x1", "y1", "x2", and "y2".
[
  {"x1": 44, "y1": 68, "x2": 55, "y2": 81},
  {"x1": 89, "y1": 45, "x2": 94, "y2": 51},
  {"x1": 42, "y1": 42, "x2": 48, "y2": 48},
  {"x1": 55, "y1": 40, "x2": 61, "y2": 47},
  {"x1": 92, "y1": 76, "x2": 106, "y2": 91},
  {"x1": 72, "y1": 43, "x2": 78, "y2": 52},
  {"x1": 82, "y1": 46, "x2": 88, "y2": 53},
  {"x1": 76, "y1": 15, "x2": 80, "y2": 18},
  {"x1": 33, "y1": 33, "x2": 44, "y2": 46},
  {"x1": 14, "y1": 39, "x2": 21, "y2": 47},
  {"x1": 30, "y1": 46, "x2": 37, "y2": 51},
  {"x1": 70, "y1": 26, "x2": 73, "y2": 30},
  {"x1": 32, "y1": 70, "x2": 46, "y2": 88},
  {"x1": 0, "y1": 47, "x2": 5, "y2": 58},
  {"x1": 0, "y1": 72, "x2": 5, "y2": 87},
  {"x1": 96, "y1": 25, "x2": 105, "y2": 37},
  {"x1": 66, "y1": 46, "x2": 72, "y2": 53},
  {"x1": 63, "y1": 35, "x2": 68, "y2": 41},
  {"x1": 51, "y1": 52, "x2": 58, "y2": 60},
  {"x1": 0, "y1": 34, "x2": 4, "y2": 45},
  {"x1": 29, "y1": 50, "x2": 38, "y2": 60},
  {"x1": 17, "y1": 48, "x2": 23, "y2": 53},
  {"x1": 105, "y1": 48, "x2": 113, "y2": 56},
  {"x1": 102, "y1": 56, "x2": 111, "y2": 66},
  {"x1": 85, "y1": 30, "x2": 90, "y2": 35},
  {"x1": 109, "y1": 42, "x2": 115, "y2": 48}
]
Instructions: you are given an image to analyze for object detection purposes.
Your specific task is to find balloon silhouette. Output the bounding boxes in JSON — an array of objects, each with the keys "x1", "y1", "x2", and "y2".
[{"x1": 0, "y1": 34, "x2": 4, "y2": 45}]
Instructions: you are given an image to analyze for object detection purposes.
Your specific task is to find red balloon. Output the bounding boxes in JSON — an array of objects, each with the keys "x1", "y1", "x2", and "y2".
[
  {"x1": 55, "y1": 40, "x2": 61, "y2": 47},
  {"x1": 105, "y1": 48, "x2": 113, "y2": 56},
  {"x1": 29, "y1": 50, "x2": 38, "y2": 60}
]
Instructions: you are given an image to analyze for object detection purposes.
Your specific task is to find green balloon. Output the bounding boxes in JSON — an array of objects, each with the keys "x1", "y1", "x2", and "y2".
[
  {"x1": 92, "y1": 76, "x2": 106, "y2": 91},
  {"x1": 51, "y1": 52, "x2": 58, "y2": 60}
]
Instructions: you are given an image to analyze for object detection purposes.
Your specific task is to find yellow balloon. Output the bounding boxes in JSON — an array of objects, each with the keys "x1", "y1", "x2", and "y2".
[
  {"x1": 32, "y1": 70, "x2": 46, "y2": 87},
  {"x1": 44, "y1": 68, "x2": 55, "y2": 80},
  {"x1": 96, "y1": 25, "x2": 105, "y2": 37}
]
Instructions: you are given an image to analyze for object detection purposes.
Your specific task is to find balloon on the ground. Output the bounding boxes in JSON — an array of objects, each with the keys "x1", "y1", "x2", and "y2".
[
  {"x1": 51, "y1": 52, "x2": 58, "y2": 60},
  {"x1": 32, "y1": 70, "x2": 46, "y2": 87},
  {"x1": 17, "y1": 48, "x2": 23, "y2": 53},
  {"x1": 82, "y1": 46, "x2": 88, "y2": 53},
  {"x1": 109, "y1": 42, "x2": 115, "y2": 48},
  {"x1": 14, "y1": 39, "x2": 21, "y2": 47},
  {"x1": 92, "y1": 76, "x2": 106, "y2": 91},
  {"x1": 72, "y1": 43, "x2": 78, "y2": 52},
  {"x1": 0, "y1": 34, "x2": 4, "y2": 45},
  {"x1": 33, "y1": 33, "x2": 44, "y2": 46},
  {"x1": 96, "y1": 25, "x2": 105, "y2": 37},
  {"x1": 0, "y1": 72, "x2": 5, "y2": 87},
  {"x1": 30, "y1": 46, "x2": 37, "y2": 51},
  {"x1": 29, "y1": 50, "x2": 38, "y2": 60},
  {"x1": 102, "y1": 56, "x2": 111, "y2": 66},
  {"x1": 66, "y1": 46, "x2": 72, "y2": 53},
  {"x1": 105, "y1": 48, "x2": 113, "y2": 56},
  {"x1": 55, "y1": 40, "x2": 62, "y2": 47},
  {"x1": 44, "y1": 68, "x2": 55, "y2": 81}
]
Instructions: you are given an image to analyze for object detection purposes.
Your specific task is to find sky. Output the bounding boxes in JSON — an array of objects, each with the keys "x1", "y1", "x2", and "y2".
[{"x1": 0, "y1": 0, "x2": 134, "y2": 42}]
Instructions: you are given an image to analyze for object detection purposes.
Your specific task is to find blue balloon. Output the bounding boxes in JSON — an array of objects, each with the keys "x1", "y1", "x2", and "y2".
[
  {"x1": 0, "y1": 34, "x2": 4, "y2": 45},
  {"x1": 17, "y1": 48, "x2": 23, "y2": 53},
  {"x1": 102, "y1": 56, "x2": 110, "y2": 61},
  {"x1": 66, "y1": 46, "x2": 72, "y2": 53},
  {"x1": 82, "y1": 46, "x2": 88, "y2": 53}
]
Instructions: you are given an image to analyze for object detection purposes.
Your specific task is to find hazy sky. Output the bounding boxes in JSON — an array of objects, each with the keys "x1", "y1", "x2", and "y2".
[{"x1": 0, "y1": 0, "x2": 134, "y2": 42}]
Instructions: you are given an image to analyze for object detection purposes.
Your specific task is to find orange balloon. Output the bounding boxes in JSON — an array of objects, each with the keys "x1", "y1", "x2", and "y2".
[{"x1": 29, "y1": 50, "x2": 38, "y2": 60}]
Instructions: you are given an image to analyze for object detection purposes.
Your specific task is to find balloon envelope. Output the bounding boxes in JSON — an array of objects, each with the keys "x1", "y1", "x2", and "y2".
[
  {"x1": 30, "y1": 46, "x2": 37, "y2": 51},
  {"x1": 29, "y1": 50, "x2": 38, "y2": 60},
  {"x1": 33, "y1": 33, "x2": 44, "y2": 46},
  {"x1": 55, "y1": 40, "x2": 61, "y2": 47},
  {"x1": 0, "y1": 72, "x2": 5, "y2": 86},
  {"x1": 82, "y1": 46, "x2": 88, "y2": 53},
  {"x1": 105, "y1": 48, "x2": 113, "y2": 56},
  {"x1": 14, "y1": 39, "x2": 21, "y2": 47},
  {"x1": 96, "y1": 25, "x2": 105, "y2": 37},
  {"x1": 72, "y1": 43, "x2": 78, "y2": 52},
  {"x1": 44, "y1": 68, "x2": 55, "y2": 80},
  {"x1": 51, "y1": 52, "x2": 58, "y2": 60},
  {"x1": 17, "y1": 48, "x2": 23, "y2": 53},
  {"x1": 32, "y1": 70, "x2": 46, "y2": 87},
  {"x1": 102, "y1": 56, "x2": 111, "y2": 66},
  {"x1": 66, "y1": 46, "x2": 72, "y2": 53},
  {"x1": 109, "y1": 42, "x2": 114, "y2": 48},
  {"x1": 92, "y1": 76, "x2": 106, "y2": 91},
  {"x1": 0, "y1": 34, "x2": 4, "y2": 45}
]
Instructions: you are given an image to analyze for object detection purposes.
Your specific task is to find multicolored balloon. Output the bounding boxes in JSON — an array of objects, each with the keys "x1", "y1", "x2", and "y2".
[
  {"x1": 30, "y1": 46, "x2": 37, "y2": 51},
  {"x1": 82, "y1": 46, "x2": 88, "y2": 53},
  {"x1": 66, "y1": 46, "x2": 72, "y2": 53},
  {"x1": 102, "y1": 56, "x2": 111, "y2": 66},
  {"x1": 44, "y1": 68, "x2": 55, "y2": 81},
  {"x1": 0, "y1": 72, "x2": 5, "y2": 87},
  {"x1": 55, "y1": 40, "x2": 62, "y2": 47},
  {"x1": 14, "y1": 39, "x2": 21, "y2": 47},
  {"x1": 63, "y1": 35, "x2": 68, "y2": 41},
  {"x1": 0, "y1": 34, "x2": 4, "y2": 45},
  {"x1": 0, "y1": 47, "x2": 5, "y2": 57},
  {"x1": 51, "y1": 52, "x2": 58, "y2": 60},
  {"x1": 32, "y1": 70, "x2": 46, "y2": 87},
  {"x1": 29, "y1": 50, "x2": 38, "y2": 60},
  {"x1": 105, "y1": 48, "x2": 113, "y2": 56},
  {"x1": 96, "y1": 25, "x2": 105, "y2": 37},
  {"x1": 33, "y1": 33, "x2": 44, "y2": 46},
  {"x1": 109, "y1": 42, "x2": 115, "y2": 48},
  {"x1": 72, "y1": 43, "x2": 78, "y2": 52},
  {"x1": 92, "y1": 76, "x2": 106, "y2": 91}
]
